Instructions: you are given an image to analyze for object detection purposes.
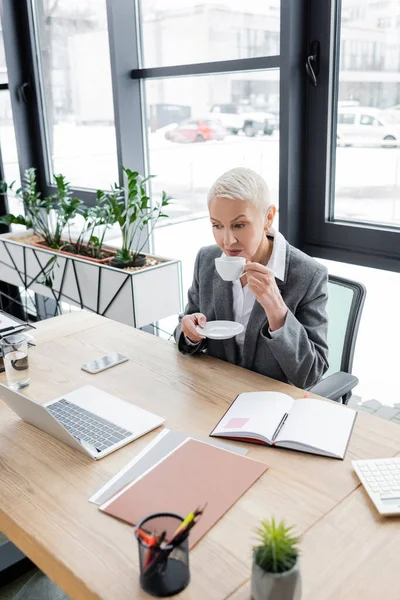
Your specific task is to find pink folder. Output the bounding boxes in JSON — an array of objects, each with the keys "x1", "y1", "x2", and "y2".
[{"x1": 100, "y1": 438, "x2": 267, "y2": 547}]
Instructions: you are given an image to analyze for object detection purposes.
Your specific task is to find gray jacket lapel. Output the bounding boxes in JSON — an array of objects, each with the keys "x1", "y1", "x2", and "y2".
[
  {"x1": 241, "y1": 300, "x2": 267, "y2": 370},
  {"x1": 212, "y1": 270, "x2": 237, "y2": 364}
]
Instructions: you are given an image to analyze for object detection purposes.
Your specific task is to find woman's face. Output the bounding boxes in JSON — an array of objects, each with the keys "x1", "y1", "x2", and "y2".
[{"x1": 209, "y1": 196, "x2": 275, "y2": 260}]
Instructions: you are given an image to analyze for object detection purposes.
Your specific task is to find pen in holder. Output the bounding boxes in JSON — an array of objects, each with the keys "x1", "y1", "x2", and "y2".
[{"x1": 135, "y1": 512, "x2": 190, "y2": 597}]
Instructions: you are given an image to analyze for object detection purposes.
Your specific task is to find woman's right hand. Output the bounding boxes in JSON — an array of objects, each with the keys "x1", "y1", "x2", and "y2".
[{"x1": 181, "y1": 313, "x2": 207, "y2": 343}]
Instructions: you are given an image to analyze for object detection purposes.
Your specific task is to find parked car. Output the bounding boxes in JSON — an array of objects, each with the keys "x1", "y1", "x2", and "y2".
[
  {"x1": 208, "y1": 103, "x2": 278, "y2": 136},
  {"x1": 164, "y1": 118, "x2": 226, "y2": 143},
  {"x1": 337, "y1": 107, "x2": 400, "y2": 147},
  {"x1": 148, "y1": 103, "x2": 191, "y2": 130}
]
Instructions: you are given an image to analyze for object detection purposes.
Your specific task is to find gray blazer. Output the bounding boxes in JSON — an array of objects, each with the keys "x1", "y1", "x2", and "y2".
[{"x1": 174, "y1": 240, "x2": 329, "y2": 389}]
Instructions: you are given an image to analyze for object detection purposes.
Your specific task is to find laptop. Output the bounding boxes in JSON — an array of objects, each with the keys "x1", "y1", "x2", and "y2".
[{"x1": 0, "y1": 383, "x2": 164, "y2": 460}]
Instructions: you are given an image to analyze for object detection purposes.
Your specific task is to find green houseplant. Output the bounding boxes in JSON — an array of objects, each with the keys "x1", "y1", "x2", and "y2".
[
  {"x1": 251, "y1": 518, "x2": 301, "y2": 600},
  {"x1": 62, "y1": 189, "x2": 117, "y2": 261},
  {"x1": 108, "y1": 168, "x2": 171, "y2": 269},
  {"x1": 0, "y1": 169, "x2": 83, "y2": 250},
  {"x1": 0, "y1": 169, "x2": 116, "y2": 262},
  {"x1": 0, "y1": 167, "x2": 181, "y2": 326},
  {"x1": 0, "y1": 166, "x2": 172, "y2": 269}
]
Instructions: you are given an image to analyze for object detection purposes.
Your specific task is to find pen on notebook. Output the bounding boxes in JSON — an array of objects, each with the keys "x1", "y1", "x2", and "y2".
[
  {"x1": 272, "y1": 412, "x2": 288, "y2": 443},
  {"x1": 0, "y1": 325, "x2": 25, "y2": 335}
]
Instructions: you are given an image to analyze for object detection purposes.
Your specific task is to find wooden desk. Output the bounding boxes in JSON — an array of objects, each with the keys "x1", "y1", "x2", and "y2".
[{"x1": 0, "y1": 312, "x2": 399, "y2": 600}]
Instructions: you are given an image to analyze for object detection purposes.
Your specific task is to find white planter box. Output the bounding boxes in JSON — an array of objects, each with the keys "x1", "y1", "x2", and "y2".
[{"x1": 0, "y1": 231, "x2": 183, "y2": 328}]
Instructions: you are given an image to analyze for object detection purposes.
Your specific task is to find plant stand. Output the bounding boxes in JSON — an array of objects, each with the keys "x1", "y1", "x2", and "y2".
[{"x1": 0, "y1": 231, "x2": 183, "y2": 328}]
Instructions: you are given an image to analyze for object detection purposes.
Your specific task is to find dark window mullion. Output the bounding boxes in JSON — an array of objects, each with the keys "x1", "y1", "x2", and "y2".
[
  {"x1": 278, "y1": 0, "x2": 308, "y2": 248},
  {"x1": 106, "y1": 0, "x2": 149, "y2": 252},
  {"x1": 0, "y1": 0, "x2": 48, "y2": 192},
  {"x1": 131, "y1": 55, "x2": 280, "y2": 80}
]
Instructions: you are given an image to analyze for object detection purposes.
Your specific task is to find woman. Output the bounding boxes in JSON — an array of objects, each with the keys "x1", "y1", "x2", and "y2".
[{"x1": 174, "y1": 167, "x2": 329, "y2": 389}]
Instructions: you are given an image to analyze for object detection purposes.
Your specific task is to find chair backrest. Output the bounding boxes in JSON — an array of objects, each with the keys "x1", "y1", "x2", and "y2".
[{"x1": 325, "y1": 275, "x2": 366, "y2": 378}]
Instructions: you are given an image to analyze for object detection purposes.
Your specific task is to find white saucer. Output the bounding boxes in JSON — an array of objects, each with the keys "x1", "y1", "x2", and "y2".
[{"x1": 195, "y1": 320, "x2": 244, "y2": 340}]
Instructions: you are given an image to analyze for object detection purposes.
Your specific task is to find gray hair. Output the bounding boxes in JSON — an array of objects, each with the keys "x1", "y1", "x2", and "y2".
[{"x1": 207, "y1": 167, "x2": 271, "y2": 215}]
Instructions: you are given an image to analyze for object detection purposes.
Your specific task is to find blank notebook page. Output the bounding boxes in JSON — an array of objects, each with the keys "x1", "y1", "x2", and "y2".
[
  {"x1": 100, "y1": 438, "x2": 267, "y2": 548},
  {"x1": 213, "y1": 391, "x2": 294, "y2": 441},
  {"x1": 276, "y1": 398, "x2": 356, "y2": 456}
]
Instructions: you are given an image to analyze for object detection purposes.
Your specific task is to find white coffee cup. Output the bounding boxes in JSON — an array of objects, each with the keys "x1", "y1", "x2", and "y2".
[{"x1": 215, "y1": 256, "x2": 246, "y2": 281}]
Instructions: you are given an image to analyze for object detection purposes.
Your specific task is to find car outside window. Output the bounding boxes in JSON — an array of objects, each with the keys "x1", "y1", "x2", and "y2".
[
  {"x1": 360, "y1": 114, "x2": 376, "y2": 126},
  {"x1": 338, "y1": 113, "x2": 356, "y2": 124}
]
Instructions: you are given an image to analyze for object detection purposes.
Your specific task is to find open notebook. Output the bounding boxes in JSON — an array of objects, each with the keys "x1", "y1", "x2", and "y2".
[{"x1": 210, "y1": 391, "x2": 357, "y2": 459}]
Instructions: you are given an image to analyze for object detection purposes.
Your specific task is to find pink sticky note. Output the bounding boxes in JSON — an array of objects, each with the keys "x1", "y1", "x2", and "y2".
[{"x1": 225, "y1": 417, "x2": 250, "y2": 429}]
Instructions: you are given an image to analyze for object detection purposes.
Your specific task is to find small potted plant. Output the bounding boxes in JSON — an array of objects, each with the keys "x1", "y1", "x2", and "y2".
[{"x1": 251, "y1": 518, "x2": 301, "y2": 600}]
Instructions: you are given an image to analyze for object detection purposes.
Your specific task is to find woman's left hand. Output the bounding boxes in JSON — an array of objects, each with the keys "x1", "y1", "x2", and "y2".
[{"x1": 243, "y1": 262, "x2": 288, "y2": 331}]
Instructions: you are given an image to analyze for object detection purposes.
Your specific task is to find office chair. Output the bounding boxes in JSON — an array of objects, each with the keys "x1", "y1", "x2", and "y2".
[{"x1": 309, "y1": 275, "x2": 366, "y2": 404}]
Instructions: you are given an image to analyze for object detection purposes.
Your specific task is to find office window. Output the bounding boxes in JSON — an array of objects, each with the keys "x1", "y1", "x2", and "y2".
[
  {"x1": 0, "y1": 30, "x2": 6, "y2": 84},
  {"x1": 0, "y1": 28, "x2": 20, "y2": 217},
  {"x1": 32, "y1": 0, "x2": 118, "y2": 189},
  {"x1": 140, "y1": 0, "x2": 280, "y2": 67},
  {"x1": 334, "y1": 1, "x2": 400, "y2": 227},
  {"x1": 146, "y1": 72, "x2": 279, "y2": 222},
  {"x1": 0, "y1": 92, "x2": 20, "y2": 205},
  {"x1": 135, "y1": 0, "x2": 286, "y2": 338},
  {"x1": 134, "y1": 0, "x2": 284, "y2": 259},
  {"x1": 304, "y1": 0, "x2": 400, "y2": 273}
]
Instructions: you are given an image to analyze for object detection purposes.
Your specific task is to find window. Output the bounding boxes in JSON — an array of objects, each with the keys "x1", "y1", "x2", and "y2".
[
  {"x1": 334, "y1": 1, "x2": 400, "y2": 227},
  {"x1": 32, "y1": 0, "x2": 118, "y2": 190},
  {"x1": 140, "y1": 0, "x2": 280, "y2": 67},
  {"x1": 145, "y1": 72, "x2": 280, "y2": 222},
  {"x1": 133, "y1": 0, "x2": 293, "y2": 338},
  {"x1": 0, "y1": 26, "x2": 20, "y2": 217},
  {"x1": 304, "y1": 0, "x2": 400, "y2": 271}
]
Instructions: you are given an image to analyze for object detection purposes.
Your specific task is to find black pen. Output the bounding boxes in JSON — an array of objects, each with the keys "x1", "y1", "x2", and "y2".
[
  {"x1": 0, "y1": 325, "x2": 23, "y2": 335},
  {"x1": 272, "y1": 412, "x2": 289, "y2": 443}
]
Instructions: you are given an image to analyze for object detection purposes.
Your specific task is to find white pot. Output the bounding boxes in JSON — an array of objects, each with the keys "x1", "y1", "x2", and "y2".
[
  {"x1": 0, "y1": 231, "x2": 183, "y2": 328},
  {"x1": 251, "y1": 559, "x2": 301, "y2": 600}
]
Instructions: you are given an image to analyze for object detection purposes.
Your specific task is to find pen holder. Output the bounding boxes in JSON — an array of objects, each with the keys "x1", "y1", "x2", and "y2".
[{"x1": 135, "y1": 512, "x2": 190, "y2": 597}]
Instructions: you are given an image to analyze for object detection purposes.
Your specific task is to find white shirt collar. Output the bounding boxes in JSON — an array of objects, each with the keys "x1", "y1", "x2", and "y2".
[{"x1": 267, "y1": 226, "x2": 286, "y2": 282}]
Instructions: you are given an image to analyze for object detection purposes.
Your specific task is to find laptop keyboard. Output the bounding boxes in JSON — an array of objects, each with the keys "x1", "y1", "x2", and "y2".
[{"x1": 47, "y1": 398, "x2": 133, "y2": 452}]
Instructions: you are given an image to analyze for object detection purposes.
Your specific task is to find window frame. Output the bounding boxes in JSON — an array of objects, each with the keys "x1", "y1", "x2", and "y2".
[
  {"x1": 1, "y1": 0, "x2": 124, "y2": 208},
  {"x1": 130, "y1": 0, "x2": 308, "y2": 250},
  {"x1": 303, "y1": 0, "x2": 400, "y2": 273},
  {"x1": 1, "y1": 0, "x2": 337, "y2": 265}
]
